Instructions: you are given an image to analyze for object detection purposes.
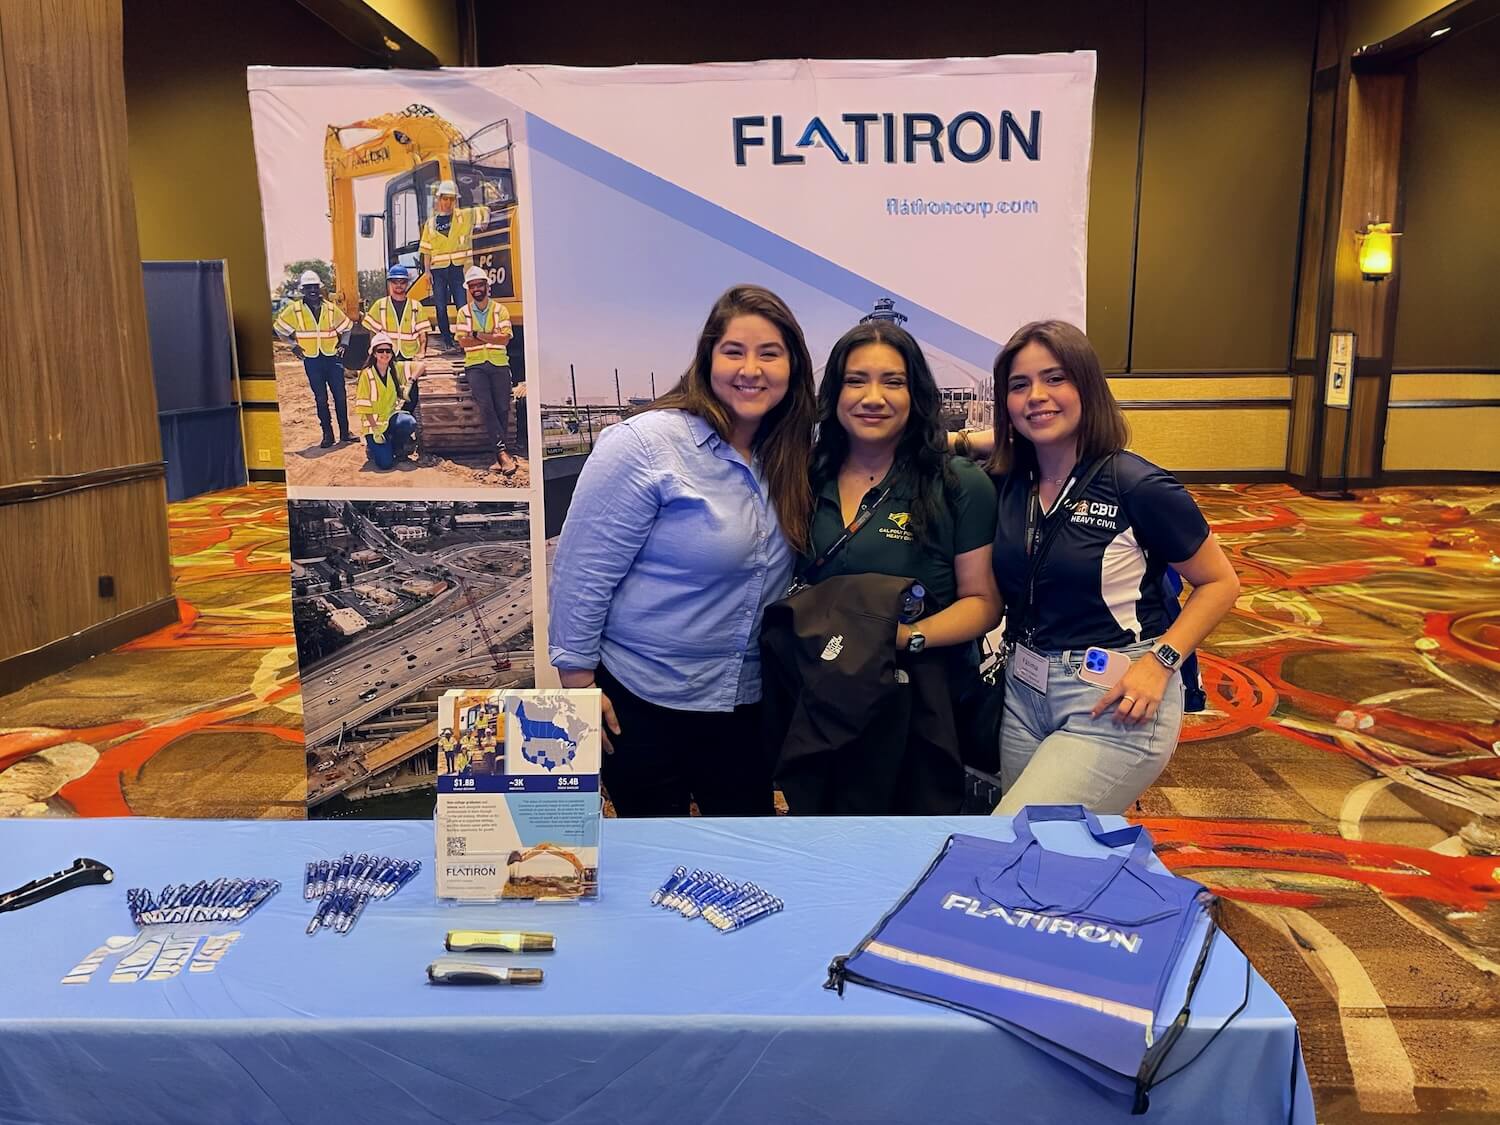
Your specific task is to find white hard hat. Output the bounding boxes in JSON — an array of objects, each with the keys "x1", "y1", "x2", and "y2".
[
  {"x1": 464, "y1": 266, "x2": 488, "y2": 285},
  {"x1": 368, "y1": 332, "x2": 396, "y2": 352},
  {"x1": 436, "y1": 180, "x2": 458, "y2": 197},
  {"x1": 298, "y1": 270, "x2": 322, "y2": 287}
]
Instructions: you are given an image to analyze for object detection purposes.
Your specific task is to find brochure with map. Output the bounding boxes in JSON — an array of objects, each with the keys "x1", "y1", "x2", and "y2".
[{"x1": 435, "y1": 688, "x2": 602, "y2": 901}]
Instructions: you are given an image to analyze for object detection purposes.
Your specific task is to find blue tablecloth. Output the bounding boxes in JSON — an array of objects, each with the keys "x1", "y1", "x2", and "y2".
[{"x1": 0, "y1": 817, "x2": 1313, "y2": 1125}]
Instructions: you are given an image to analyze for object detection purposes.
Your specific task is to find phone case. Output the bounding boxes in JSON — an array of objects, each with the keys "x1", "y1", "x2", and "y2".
[{"x1": 1078, "y1": 646, "x2": 1131, "y2": 689}]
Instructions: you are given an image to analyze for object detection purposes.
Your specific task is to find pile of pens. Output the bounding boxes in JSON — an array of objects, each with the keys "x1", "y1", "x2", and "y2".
[
  {"x1": 650, "y1": 866, "x2": 783, "y2": 932},
  {"x1": 126, "y1": 878, "x2": 280, "y2": 928},
  {"x1": 304, "y1": 853, "x2": 420, "y2": 936}
]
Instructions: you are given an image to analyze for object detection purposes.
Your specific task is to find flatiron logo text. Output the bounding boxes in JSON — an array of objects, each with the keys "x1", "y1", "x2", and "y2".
[{"x1": 733, "y1": 111, "x2": 1042, "y2": 166}]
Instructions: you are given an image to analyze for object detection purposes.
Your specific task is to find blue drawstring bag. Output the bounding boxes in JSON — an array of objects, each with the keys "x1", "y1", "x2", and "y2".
[{"x1": 827, "y1": 806, "x2": 1219, "y2": 1113}]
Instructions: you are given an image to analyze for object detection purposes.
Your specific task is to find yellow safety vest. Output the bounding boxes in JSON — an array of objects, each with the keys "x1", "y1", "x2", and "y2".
[
  {"x1": 275, "y1": 300, "x2": 350, "y2": 357},
  {"x1": 420, "y1": 205, "x2": 490, "y2": 268},
  {"x1": 354, "y1": 363, "x2": 409, "y2": 438},
  {"x1": 457, "y1": 301, "x2": 510, "y2": 367},
  {"x1": 362, "y1": 297, "x2": 431, "y2": 359}
]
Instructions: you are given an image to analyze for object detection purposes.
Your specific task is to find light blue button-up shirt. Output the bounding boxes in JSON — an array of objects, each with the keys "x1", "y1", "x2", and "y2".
[{"x1": 548, "y1": 409, "x2": 793, "y2": 711}]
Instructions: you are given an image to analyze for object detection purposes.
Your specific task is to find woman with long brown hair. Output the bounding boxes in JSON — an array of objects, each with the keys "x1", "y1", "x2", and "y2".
[
  {"x1": 548, "y1": 285, "x2": 817, "y2": 816},
  {"x1": 983, "y1": 320, "x2": 1239, "y2": 814}
]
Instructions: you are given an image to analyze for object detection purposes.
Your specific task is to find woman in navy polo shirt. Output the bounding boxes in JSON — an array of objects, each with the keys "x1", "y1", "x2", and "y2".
[
  {"x1": 794, "y1": 320, "x2": 1002, "y2": 811},
  {"x1": 548, "y1": 285, "x2": 817, "y2": 817},
  {"x1": 984, "y1": 321, "x2": 1239, "y2": 815}
]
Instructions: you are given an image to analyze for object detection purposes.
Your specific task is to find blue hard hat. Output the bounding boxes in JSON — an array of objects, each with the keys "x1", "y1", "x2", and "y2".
[{"x1": 386, "y1": 264, "x2": 411, "y2": 281}]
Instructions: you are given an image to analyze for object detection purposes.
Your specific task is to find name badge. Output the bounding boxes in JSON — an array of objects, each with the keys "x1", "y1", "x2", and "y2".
[{"x1": 1013, "y1": 643, "x2": 1050, "y2": 695}]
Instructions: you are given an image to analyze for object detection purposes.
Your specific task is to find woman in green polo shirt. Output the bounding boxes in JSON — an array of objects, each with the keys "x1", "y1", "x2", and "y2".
[{"x1": 792, "y1": 320, "x2": 1003, "y2": 810}]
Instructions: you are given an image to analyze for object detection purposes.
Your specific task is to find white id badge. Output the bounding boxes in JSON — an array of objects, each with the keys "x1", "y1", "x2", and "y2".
[{"x1": 1013, "y1": 643, "x2": 1050, "y2": 694}]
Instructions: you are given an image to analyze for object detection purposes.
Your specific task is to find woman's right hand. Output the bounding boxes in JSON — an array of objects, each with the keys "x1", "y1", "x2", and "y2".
[
  {"x1": 559, "y1": 668, "x2": 622, "y2": 752},
  {"x1": 598, "y1": 692, "x2": 621, "y2": 754}
]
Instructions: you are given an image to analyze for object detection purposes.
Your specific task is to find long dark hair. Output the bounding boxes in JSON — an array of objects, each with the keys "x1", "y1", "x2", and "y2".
[
  {"x1": 651, "y1": 285, "x2": 816, "y2": 552},
  {"x1": 986, "y1": 320, "x2": 1128, "y2": 477},
  {"x1": 811, "y1": 321, "x2": 955, "y2": 541}
]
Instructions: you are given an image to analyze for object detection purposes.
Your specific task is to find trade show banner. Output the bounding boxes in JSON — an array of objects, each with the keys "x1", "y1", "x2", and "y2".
[{"x1": 246, "y1": 55, "x2": 1095, "y2": 814}]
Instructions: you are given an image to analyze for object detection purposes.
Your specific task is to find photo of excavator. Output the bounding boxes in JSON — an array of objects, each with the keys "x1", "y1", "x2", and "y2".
[
  {"x1": 504, "y1": 843, "x2": 598, "y2": 899},
  {"x1": 325, "y1": 103, "x2": 523, "y2": 356},
  {"x1": 269, "y1": 102, "x2": 528, "y2": 476}
]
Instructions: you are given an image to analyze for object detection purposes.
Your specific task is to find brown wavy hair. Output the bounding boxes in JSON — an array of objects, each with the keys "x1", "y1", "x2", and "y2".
[
  {"x1": 986, "y1": 320, "x2": 1128, "y2": 477},
  {"x1": 650, "y1": 285, "x2": 816, "y2": 552}
]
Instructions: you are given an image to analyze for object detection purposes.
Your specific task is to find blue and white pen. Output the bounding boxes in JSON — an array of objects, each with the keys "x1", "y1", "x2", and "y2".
[{"x1": 652, "y1": 867, "x2": 688, "y2": 905}]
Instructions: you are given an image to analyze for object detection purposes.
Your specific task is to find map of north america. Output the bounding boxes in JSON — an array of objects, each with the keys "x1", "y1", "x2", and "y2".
[{"x1": 512, "y1": 696, "x2": 590, "y2": 771}]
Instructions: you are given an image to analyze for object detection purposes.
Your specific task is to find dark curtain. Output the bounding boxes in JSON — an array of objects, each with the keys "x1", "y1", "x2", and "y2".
[{"x1": 143, "y1": 260, "x2": 247, "y2": 499}]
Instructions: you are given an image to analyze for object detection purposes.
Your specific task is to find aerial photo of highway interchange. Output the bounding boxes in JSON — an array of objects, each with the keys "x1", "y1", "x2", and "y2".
[{"x1": 289, "y1": 499, "x2": 533, "y2": 812}]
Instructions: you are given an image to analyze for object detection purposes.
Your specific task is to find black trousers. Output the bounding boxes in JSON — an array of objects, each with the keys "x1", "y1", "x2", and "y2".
[
  {"x1": 597, "y1": 664, "x2": 774, "y2": 818},
  {"x1": 468, "y1": 362, "x2": 512, "y2": 452},
  {"x1": 430, "y1": 264, "x2": 464, "y2": 342}
]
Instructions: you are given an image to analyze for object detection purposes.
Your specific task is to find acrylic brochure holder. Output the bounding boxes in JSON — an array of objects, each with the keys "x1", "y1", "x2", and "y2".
[{"x1": 434, "y1": 689, "x2": 602, "y2": 903}]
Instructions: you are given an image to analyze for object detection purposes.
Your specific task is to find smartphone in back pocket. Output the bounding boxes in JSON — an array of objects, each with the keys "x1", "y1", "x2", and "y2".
[{"x1": 1078, "y1": 646, "x2": 1131, "y2": 689}]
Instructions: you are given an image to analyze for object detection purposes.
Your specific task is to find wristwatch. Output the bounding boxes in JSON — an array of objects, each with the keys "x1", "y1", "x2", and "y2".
[
  {"x1": 1151, "y1": 642, "x2": 1182, "y2": 670},
  {"x1": 907, "y1": 630, "x2": 927, "y2": 654}
]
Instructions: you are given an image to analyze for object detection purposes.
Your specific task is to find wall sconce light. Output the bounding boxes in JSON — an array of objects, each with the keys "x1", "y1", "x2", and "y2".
[{"x1": 1355, "y1": 222, "x2": 1398, "y2": 281}]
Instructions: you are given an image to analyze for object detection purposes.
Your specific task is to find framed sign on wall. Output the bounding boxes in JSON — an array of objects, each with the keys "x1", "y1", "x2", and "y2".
[{"x1": 1325, "y1": 329, "x2": 1355, "y2": 409}]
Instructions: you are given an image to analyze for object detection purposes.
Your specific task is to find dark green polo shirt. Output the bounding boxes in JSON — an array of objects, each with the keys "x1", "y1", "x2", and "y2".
[{"x1": 802, "y1": 456, "x2": 998, "y2": 612}]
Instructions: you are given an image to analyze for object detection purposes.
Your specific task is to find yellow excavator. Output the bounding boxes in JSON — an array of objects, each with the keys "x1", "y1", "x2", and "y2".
[
  {"x1": 506, "y1": 843, "x2": 584, "y2": 877},
  {"x1": 323, "y1": 103, "x2": 525, "y2": 370},
  {"x1": 504, "y1": 842, "x2": 597, "y2": 898}
]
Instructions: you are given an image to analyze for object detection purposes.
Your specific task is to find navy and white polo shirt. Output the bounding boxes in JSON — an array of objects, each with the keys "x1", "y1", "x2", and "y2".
[{"x1": 992, "y1": 452, "x2": 1210, "y2": 652}]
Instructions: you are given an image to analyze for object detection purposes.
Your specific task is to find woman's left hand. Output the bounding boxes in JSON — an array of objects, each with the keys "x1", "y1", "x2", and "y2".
[{"x1": 1091, "y1": 655, "x2": 1173, "y2": 725}]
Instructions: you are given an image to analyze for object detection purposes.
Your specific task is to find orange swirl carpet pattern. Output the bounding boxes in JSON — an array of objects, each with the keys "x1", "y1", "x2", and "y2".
[
  {"x1": 1136, "y1": 484, "x2": 1500, "y2": 1122},
  {"x1": 0, "y1": 484, "x2": 304, "y2": 818}
]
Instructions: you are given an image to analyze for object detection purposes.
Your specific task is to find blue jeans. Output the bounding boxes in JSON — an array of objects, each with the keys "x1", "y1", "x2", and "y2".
[
  {"x1": 365, "y1": 412, "x2": 417, "y2": 470},
  {"x1": 429, "y1": 264, "x2": 464, "y2": 343},
  {"x1": 303, "y1": 353, "x2": 349, "y2": 438},
  {"x1": 995, "y1": 639, "x2": 1183, "y2": 816}
]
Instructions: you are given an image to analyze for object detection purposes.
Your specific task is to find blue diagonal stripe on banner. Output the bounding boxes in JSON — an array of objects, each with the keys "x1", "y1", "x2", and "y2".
[{"x1": 525, "y1": 113, "x2": 1002, "y2": 370}]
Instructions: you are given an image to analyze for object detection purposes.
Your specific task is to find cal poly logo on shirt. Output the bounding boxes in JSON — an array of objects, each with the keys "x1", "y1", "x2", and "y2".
[
  {"x1": 1070, "y1": 499, "x2": 1120, "y2": 531},
  {"x1": 881, "y1": 511, "x2": 914, "y2": 543}
]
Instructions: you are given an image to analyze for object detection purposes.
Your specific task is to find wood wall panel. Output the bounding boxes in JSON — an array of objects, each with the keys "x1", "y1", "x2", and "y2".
[
  {"x1": 1389, "y1": 373, "x2": 1500, "y2": 401},
  {"x1": 1110, "y1": 376, "x2": 1292, "y2": 401},
  {"x1": 1320, "y1": 374, "x2": 1386, "y2": 480},
  {"x1": 0, "y1": 0, "x2": 173, "y2": 667},
  {"x1": 1294, "y1": 78, "x2": 1338, "y2": 360},
  {"x1": 0, "y1": 0, "x2": 161, "y2": 482},
  {"x1": 1289, "y1": 373, "x2": 1318, "y2": 477},
  {"x1": 1392, "y1": 15, "x2": 1500, "y2": 369},
  {"x1": 1384, "y1": 407, "x2": 1500, "y2": 471},
  {"x1": 0, "y1": 480, "x2": 173, "y2": 659},
  {"x1": 1331, "y1": 73, "x2": 1405, "y2": 356},
  {"x1": 1125, "y1": 408, "x2": 1290, "y2": 472},
  {"x1": 241, "y1": 410, "x2": 285, "y2": 471},
  {"x1": 1130, "y1": 0, "x2": 1316, "y2": 371},
  {"x1": 239, "y1": 379, "x2": 281, "y2": 405}
]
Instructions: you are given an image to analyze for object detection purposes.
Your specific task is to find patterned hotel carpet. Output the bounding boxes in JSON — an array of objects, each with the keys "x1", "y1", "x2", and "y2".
[
  {"x1": 0, "y1": 484, "x2": 304, "y2": 818},
  {"x1": 1135, "y1": 485, "x2": 1500, "y2": 1123},
  {"x1": 1, "y1": 481, "x2": 1498, "y2": 1120}
]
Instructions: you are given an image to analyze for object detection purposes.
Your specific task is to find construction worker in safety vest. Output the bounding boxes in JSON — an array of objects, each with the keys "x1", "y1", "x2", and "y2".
[
  {"x1": 362, "y1": 264, "x2": 432, "y2": 360},
  {"x1": 274, "y1": 270, "x2": 355, "y2": 448},
  {"x1": 420, "y1": 180, "x2": 489, "y2": 355},
  {"x1": 457, "y1": 266, "x2": 518, "y2": 476},
  {"x1": 353, "y1": 331, "x2": 421, "y2": 471}
]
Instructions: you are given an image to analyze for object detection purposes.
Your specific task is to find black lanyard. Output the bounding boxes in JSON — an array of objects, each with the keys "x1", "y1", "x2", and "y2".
[
  {"x1": 804, "y1": 486, "x2": 894, "y2": 585},
  {"x1": 1023, "y1": 470, "x2": 1085, "y2": 559},
  {"x1": 1012, "y1": 455, "x2": 1113, "y2": 644}
]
